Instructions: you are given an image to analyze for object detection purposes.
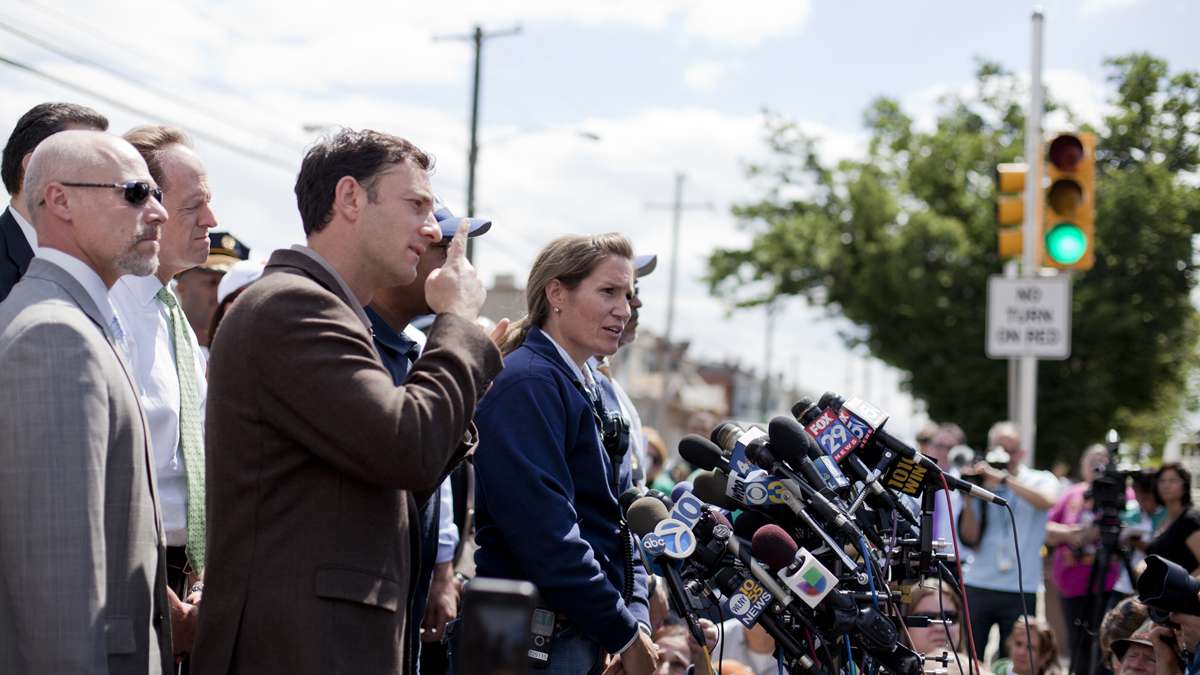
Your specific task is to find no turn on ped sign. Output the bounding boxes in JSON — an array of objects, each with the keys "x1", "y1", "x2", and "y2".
[{"x1": 986, "y1": 275, "x2": 1072, "y2": 360}]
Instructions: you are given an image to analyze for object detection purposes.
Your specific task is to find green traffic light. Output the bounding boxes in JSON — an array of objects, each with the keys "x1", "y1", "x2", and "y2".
[{"x1": 1045, "y1": 222, "x2": 1088, "y2": 265}]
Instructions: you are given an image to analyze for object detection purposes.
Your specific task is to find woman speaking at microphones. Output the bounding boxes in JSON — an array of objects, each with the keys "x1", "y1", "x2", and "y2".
[{"x1": 470, "y1": 233, "x2": 658, "y2": 675}]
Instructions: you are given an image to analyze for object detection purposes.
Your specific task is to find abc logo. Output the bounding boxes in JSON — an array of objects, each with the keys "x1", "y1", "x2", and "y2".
[
  {"x1": 654, "y1": 518, "x2": 697, "y2": 559},
  {"x1": 641, "y1": 533, "x2": 666, "y2": 557},
  {"x1": 728, "y1": 593, "x2": 751, "y2": 616}
]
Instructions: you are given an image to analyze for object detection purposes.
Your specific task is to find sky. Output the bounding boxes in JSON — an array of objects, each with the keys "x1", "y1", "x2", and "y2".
[{"x1": 0, "y1": 0, "x2": 1196, "y2": 443}]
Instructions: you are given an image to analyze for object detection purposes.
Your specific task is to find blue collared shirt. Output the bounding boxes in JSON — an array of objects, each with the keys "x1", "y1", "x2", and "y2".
[{"x1": 962, "y1": 466, "x2": 1059, "y2": 593}]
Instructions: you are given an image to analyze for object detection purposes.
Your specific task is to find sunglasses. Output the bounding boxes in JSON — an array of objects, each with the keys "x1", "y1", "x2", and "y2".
[{"x1": 61, "y1": 181, "x2": 163, "y2": 206}]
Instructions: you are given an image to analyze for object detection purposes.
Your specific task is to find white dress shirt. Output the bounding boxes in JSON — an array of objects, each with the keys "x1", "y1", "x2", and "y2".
[
  {"x1": 35, "y1": 247, "x2": 117, "y2": 331},
  {"x1": 8, "y1": 204, "x2": 37, "y2": 252},
  {"x1": 110, "y1": 273, "x2": 207, "y2": 547}
]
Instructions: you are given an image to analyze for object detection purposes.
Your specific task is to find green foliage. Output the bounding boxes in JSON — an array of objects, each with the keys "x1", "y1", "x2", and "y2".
[{"x1": 708, "y1": 54, "x2": 1200, "y2": 466}]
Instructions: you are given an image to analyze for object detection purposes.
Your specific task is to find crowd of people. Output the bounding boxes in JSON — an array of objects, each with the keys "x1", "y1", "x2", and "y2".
[{"x1": 3, "y1": 100, "x2": 1200, "y2": 675}]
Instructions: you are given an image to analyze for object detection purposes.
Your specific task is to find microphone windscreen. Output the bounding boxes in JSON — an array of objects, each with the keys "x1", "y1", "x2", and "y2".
[
  {"x1": 710, "y1": 509, "x2": 732, "y2": 530},
  {"x1": 733, "y1": 510, "x2": 773, "y2": 542},
  {"x1": 670, "y1": 481, "x2": 694, "y2": 505},
  {"x1": 679, "y1": 435, "x2": 727, "y2": 472},
  {"x1": 626, "y1": 496, "x2": 670, "y2": 536},
  {"x1": 710, "y1": 422, "x2": 746, "y2": 451},
  {"x1": 751, "y1": 524, "x2": 799, "y2": 572},
  {"x1": 693, "y1": 471, "x2": 735, "y2": 510},
  {"x1": 817, "y1": 391, "x2": 839, "y2": 410},
  {"x1": 768, "y1": 416, "x2": 822, "y2": 464},
  {"x1": 790, "y1": 397, "x2": 815, "y2": 420},
  {"x1": 619, "y1": 486, "x2": 647, "y2": 513}
]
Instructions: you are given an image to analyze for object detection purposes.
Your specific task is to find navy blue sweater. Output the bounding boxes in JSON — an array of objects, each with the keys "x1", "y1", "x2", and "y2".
[{"x1": 473, "y1": 327, "x2": 649, "y2": 653}]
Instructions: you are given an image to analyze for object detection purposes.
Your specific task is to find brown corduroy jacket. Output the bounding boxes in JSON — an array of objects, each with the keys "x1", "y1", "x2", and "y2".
[{"x1": 191, "y1": 248, "x2": 501, "y2": 674}]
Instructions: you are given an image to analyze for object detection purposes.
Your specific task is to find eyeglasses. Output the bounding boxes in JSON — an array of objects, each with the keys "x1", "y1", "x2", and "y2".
[{"x1": 60, "y1": 181, "x2": 163, "y2": 205}]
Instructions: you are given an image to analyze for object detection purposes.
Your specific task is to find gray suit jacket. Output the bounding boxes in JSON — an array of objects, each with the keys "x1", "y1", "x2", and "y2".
[{"x1": 0, "y1": 258, "x2": 172, "y2": 674}]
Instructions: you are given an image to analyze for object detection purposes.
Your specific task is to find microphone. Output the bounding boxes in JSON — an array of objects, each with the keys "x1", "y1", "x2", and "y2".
[
  {"x1": 751, "y1": 524, "x2": 841, "y2": 610},
  {"x1": 626, "y1": 496, "x2": 670, "y2": 537},
  {"x1": 624, "y1": 496, "x2": 709, "y2": 652},
  {"x1": 710, "y1": 422, "x2": 746, "y2": 450},
  {"x1": 750, "y1": 524, "x2": 798, "y2": 573},
  {"x1": 693, "y1": 470, "x2": 738, "y2": 511},
  {"x1": 733, "y1": 510, "x2": 774, "y2": 543},
  {"x1": 743, "y1": 438, "x2": 863, "y2": 546},
  {"x1": 781, "y1": 410, "x2": 919, "y2": 524},
  {"x1": 821, "y1": 392, "x2": 1008, "y2": 507},
  {"x1": 708, "y1": 566, "x2": 818, "y2": 674},
  {"x1": 679, "y1": 434, "x2": 730, "y2": 473},
  {"x1": 671, "y1": 481, "x2": 694, "y2": 505},
  {"x1": 619, "y1": 486, "x2": 647, "y2": 513}
]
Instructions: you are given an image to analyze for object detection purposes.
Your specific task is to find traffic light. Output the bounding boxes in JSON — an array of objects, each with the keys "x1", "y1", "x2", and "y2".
[
  {"x1": 995, "y1": 163, "x2": 1027, "y2": 259},
  {"x1": 1042, "y1": 132, "x2": 1095, "y2": 270}
]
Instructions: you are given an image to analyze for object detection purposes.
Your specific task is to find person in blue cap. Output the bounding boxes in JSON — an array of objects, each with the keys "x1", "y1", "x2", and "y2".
[
  {"x1": 365, "y1": 196, "x2": 501, "y2": 674},
  {"x1": 592, "y1": 253, "x2": 656, "y2": 486}
]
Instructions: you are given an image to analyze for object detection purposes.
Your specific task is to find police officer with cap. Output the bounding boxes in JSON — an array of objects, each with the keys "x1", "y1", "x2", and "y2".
[
  {"x1": 593, "y1": 253, "x2": 657, "y2": 486},
  {"x1": 175, "y1": 231, "x2": 249, "y2": 349}
]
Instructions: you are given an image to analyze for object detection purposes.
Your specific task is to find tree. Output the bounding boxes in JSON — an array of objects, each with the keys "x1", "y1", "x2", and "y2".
[{"x1": 707, "y1": 54, "x2": 1200, "y2": 466}]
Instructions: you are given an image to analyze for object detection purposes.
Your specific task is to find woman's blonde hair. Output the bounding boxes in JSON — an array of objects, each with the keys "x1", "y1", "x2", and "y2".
[{"x1": 498, "y1": 232, "x2": 633, "y2": 355}]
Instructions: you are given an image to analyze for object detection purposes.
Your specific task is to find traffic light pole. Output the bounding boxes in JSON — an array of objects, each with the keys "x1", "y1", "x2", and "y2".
[{"x1": 1018, "y1": 9, "x2": 1045, "y2": 464}]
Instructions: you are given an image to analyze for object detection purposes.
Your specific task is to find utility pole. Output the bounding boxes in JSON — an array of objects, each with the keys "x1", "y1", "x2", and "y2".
[
  {"x1": 760, "y1": 300, "x2": 778, "y2": 420},
  {"x1": 1019, "y1": 9, "x2": 1044, "y2": 464},
  {"x1": 645, "y1": 173, "x2": 712, "y2": 428},
  {"x1": 434, "y1": 23, "x2": 521, "y2": 261}
]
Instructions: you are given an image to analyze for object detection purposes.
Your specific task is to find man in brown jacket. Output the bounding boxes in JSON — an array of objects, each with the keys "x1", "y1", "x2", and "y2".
[{"x1": 191, "y1": 129, "x2": 502, "y2": 674}]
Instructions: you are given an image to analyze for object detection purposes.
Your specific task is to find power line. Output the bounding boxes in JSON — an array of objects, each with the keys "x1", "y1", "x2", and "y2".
[
  {"x1": 0, "y1": 16, "x2": 302, "y2": 153},
  {"x1": 0, "y1": 53, "x2": 295, "y2": 172}
]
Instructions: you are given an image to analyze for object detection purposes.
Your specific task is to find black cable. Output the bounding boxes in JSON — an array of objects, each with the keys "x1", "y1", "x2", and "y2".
[
  {"x1": 0, "y1": 53, "x2": 294, "y2": 172},
  {"x1": 935, "y1": 561, "x2": 977, "y2": 675},
  {"x1": 1004, "y1": 502, "x2": 1038, "y2": 675},
  {"x1": 936, "y1": 573, "x2": 968, "y2": 675},
  {"x1": 0, "y1": 17, "x2": 301, "y2": 153}
]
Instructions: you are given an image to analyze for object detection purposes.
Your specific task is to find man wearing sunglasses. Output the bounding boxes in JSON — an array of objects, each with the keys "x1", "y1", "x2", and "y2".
[
  {"x1": 0, "y1": 130, "x2": 172, "y2": 674},
  {"x1": 1, "y1": 102, "x2": 109, "y2": 303},
  {"x1": 109, "y1": 125, "x2": 219, "y2": 670}
]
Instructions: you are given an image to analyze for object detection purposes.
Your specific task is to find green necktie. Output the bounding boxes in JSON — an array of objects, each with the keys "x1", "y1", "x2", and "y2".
[{"x1": 156, "y1": 287, "x2": 207, "y2": 573}]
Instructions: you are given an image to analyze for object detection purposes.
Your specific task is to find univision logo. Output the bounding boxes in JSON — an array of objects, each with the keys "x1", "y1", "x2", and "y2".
[
  {"x1": 654, "y1": 518, "x2": 697, "y2": 559},
  {"x1": 798, "y1": 568, "x2": 828, "y2": 596}
]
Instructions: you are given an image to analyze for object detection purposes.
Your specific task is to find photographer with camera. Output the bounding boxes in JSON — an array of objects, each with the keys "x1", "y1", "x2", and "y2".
[
  {"x1": 471, "y1": 234, "x2": 657, "y2": 675},
  {"x1": 1045, "y1": 444, "x2": 1122, "y2": 675},
  {"x1": 1145, "y1": 464, "x2": 1200, "y2": 578},
  {"x1": 959, "y1": 421, "x2": 1061, "y2": 660}
]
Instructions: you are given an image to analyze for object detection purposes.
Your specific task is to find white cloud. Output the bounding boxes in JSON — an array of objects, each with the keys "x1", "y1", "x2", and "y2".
[
  {"x1": 1078, "y1": 0, "x2": 1139, "y2": 15},
  {"x1": 902, "y1": 68, "x2": 1113, "y2": 135},
  {"x1": 680, "y1": 0, "x2": 813, "y2": 47},
  {"x1": 684, "y1": 62, "x2": 728, "y2": 91}
]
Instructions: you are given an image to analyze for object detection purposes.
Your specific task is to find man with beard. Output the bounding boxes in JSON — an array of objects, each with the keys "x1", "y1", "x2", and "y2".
[{"x1": 0, "y1": 130, "x2": 172, "y2": 673}]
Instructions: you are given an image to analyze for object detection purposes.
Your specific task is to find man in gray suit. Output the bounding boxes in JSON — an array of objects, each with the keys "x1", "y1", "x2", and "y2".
[{"x1": 0, "y1": 130, "x2": 173, "y2": 674}]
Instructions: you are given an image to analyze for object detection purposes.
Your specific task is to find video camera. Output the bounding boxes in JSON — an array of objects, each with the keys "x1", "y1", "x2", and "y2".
[{"x1": 1085, "y1": 430, "x2": 1143, "y2": 531}]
